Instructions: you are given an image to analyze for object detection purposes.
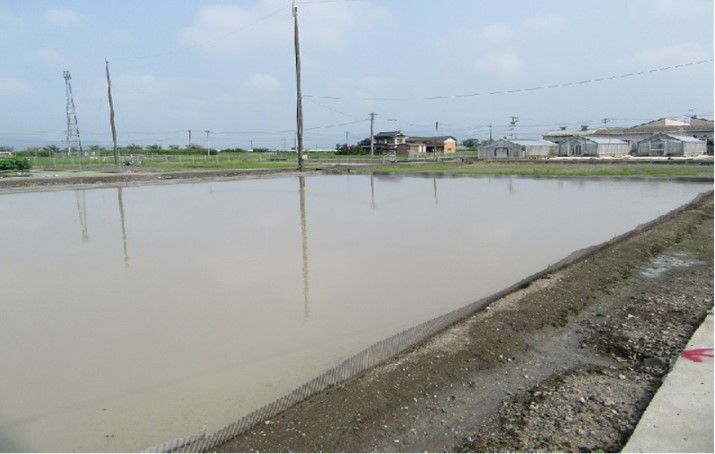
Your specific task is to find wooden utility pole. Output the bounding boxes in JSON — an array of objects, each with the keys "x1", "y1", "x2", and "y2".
[
  {"x1": 434, "y1": 121, "x2": 439, "y2": 161},
  {"x1": 293, "y1": 2, "x2": 304, "y2": 170},
  {"x1": 369, "y1": 112, "x2": 375, "y2": 156},
  {"x1": 105, "y1": 60, "x2": 119, "y2": 166}
]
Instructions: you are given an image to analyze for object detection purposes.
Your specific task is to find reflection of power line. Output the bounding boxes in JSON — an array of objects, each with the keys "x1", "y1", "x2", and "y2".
[{"x1": 75, "y1": 190, "x2": 89, "y2": 243}]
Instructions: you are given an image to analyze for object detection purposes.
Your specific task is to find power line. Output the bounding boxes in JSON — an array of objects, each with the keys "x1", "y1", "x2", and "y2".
[{"x1": 304, "y1": 59, "x2": 714, "y2": 102}]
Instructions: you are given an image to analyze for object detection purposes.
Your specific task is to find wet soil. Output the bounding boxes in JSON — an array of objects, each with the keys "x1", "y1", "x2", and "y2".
[
  {"x1": 0, "y1": 168, "x2": 311, "y2": 193},
  {"x1": 2, "y1": 171, "x2": 712, "y2": 452}
]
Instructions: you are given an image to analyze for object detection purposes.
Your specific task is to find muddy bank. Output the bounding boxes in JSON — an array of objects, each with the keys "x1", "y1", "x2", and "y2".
[
  {"x1": 213, "y1": 191, "x2": 713, "y2": 453},
  {"x1": 0, "y1": 168, "x2": 311, "y2": 193}
]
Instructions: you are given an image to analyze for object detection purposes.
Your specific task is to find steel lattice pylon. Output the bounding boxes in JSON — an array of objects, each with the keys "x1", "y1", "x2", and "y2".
[{"x1": 63, "y1": 71, "x2": 83, "y2": 155}]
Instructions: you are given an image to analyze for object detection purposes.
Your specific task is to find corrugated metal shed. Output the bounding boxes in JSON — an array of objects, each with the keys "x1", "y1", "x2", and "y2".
[{"x1": 636, "y1": 133, "x2": 707, "y2": 156}]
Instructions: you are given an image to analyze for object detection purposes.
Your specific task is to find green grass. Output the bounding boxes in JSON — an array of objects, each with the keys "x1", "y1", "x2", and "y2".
[
  {"x1": 29, "y1": 153, "x2": 299, "y2": 171},
  {"x1": 358, "y1": 161, "x2": 713, "y2": 178},
  {"x1": 25, "y1": 153, "x2": 714, "y2": 179}
]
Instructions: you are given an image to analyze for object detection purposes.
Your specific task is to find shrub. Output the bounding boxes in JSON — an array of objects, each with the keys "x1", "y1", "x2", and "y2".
[{"x1": 0, "y1": 156, "x2": 32, "y2": 171}]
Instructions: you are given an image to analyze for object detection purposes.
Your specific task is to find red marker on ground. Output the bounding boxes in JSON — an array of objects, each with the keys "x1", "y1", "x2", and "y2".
[{"x1": 680, "y1": 347, "x2": 714, "y2": 363}]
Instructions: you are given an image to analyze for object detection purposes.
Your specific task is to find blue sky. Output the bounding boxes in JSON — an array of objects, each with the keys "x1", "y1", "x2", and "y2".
[{"x1": 1, "y1": 0, "x2": 712, "y2": 151}]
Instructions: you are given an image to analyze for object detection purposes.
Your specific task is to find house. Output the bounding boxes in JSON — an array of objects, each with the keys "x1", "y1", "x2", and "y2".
[
  {"x1": 401, "y1": 136, "x2": 457, "y2": 154},
  {"x1": 558, "y1": 136, "x2": 629, "y2": 157},
  {"x1": 635, "y1": 134, "x2": 707, "y2": 157},
  {"x1": 479, "y1": 139, "x2": 557, "y2": 159},
  {"x1": 362, "y1": 132, "x2": 457, "y2": 154},
  {"x1": 359, "y1": 131, "x2": 406, "y2": 154}
]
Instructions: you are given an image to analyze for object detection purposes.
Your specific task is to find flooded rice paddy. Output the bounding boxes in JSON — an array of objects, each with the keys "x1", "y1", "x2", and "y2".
[{"x1": 0, "y1": 174, "x2": 710, "y2": 452}]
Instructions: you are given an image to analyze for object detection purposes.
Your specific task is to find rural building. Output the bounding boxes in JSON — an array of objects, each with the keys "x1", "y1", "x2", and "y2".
[
  {"x1": 542, "y1": 125, "x2": 599, "y2": 144},
  {"x1": 635, "y1": 133, "x2": 707, "y2": 157},
  {"x1": 479, "y1": 139, "x2": 557, "y2": 159},
  {"x1": 558, "y1": 136, "x2": 629, "y2": 157},
  {"x1": 363, "y1": 132, "x2": 457, "y2": 154},
  {"x1": 403, "y1": 136, "x2": 457, "y2": 154},
  {"x1": 545, "y1": 117, "x2": 714, "y2": 154},
  {"x1": 359, "y1": 131, "x2": 406, "y2": 154}
]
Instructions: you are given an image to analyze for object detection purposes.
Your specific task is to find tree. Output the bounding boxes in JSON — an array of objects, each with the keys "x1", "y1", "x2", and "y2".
[
  {"x1": 335, "y1": 143, "x2": 366, "y2": 155},
  {"x1": 124, "y1": 144, "x2": 142, "y2": 153},
  {"x1": 462, "y1": 138, "x2": 479, "y2": 149}
]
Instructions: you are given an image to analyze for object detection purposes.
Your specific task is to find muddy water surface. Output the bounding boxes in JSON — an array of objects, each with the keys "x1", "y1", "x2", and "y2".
[{"x1": 0, "y1": 175, "x2": 709, "y2": 452}]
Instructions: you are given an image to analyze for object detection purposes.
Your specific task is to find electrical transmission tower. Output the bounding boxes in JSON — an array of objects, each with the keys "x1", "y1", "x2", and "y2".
[
  {"x1": 508, "y1": 116, "x2": 519, "y2": 139},
  {"x1": 63, "y1": 71, "x2": 83, "y2": 155}
]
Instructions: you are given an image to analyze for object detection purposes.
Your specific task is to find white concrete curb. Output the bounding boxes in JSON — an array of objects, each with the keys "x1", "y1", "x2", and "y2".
[{"x1": 623, "y1": 311, "x2": 714, "y2": 453}]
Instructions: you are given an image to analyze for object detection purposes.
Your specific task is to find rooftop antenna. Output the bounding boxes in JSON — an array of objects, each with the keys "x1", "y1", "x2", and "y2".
[{"x1": 63, "y1": 71, "x2": 82, "y2": 155}]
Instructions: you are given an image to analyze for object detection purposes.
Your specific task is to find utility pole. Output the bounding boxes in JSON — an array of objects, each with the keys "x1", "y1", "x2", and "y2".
[
  {"x1": 434, "y1": 121, "x2": 439, "y2": 161},
  {"x1": 188, "y1": 130, "x2": 192, "y2": 148},
  {"x1": 63, "y1": 70, "x2": 82, "y2": 155},
  {"x1": 369, "y1": 112, "x2": 375, "y2": 156},
  {"x1": 509, "y1": 116, "x2": 519, "y2": 139},
  {"x1": 205, "y1": 130, "x2": 210, "y2": 156},
  {"x1": 105, "y1": 60, "x2": 119, "y2": 166},
  {"x1": 293, "y1": 1, "x2": 304, "y2": 170},
  {"x1": 345, "y1": 131, "x2": 349, "y2": 146},
  {"x1": 489, "y1": 124, "x2": 493, "y2": 143}
]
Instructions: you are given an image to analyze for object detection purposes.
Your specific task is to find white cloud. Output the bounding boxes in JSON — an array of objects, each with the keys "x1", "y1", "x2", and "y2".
[
  {"x1": 479, "y1": 23, "x2": 512, "y2": 43},
  {"x1": 652, "y1": 0, "x2": 712, "y2": 19},
  {"x1": 179, "y1": 3, "x2": 290, "y2": 54},
  {"x1": 300, "y1": 1, "x2": 388, "y2": 48},
  {"x1": 245, "y1": 74, "x2": 280, "y2": 92},
  {"x1": 474, "y1": 51, "x2": 521, "y2": 78},
  {"x1": 522, "y1": 13, "x2": 567, "y2": 33},
  {"x1": 0, "y1": 6, "x2": 19, "y2": 42},
  {"x1": 30, "y1": 48, "x2": 67, "y2": 64},
  {"x1": 179, "y1": 0, "x2": 387, "y2": 55},
  {"x1": 114, "y1": 74, "x2": 181, "y2": 104},
  {"x1": 634, "y1": 43, "x2": 710, "y2": 66},
  {"x1": 0, "y1": 78, "x2": 31, "y2": 96},
  {"x1": 42, "y1": 9, "x2": 84, "y2": 29}
]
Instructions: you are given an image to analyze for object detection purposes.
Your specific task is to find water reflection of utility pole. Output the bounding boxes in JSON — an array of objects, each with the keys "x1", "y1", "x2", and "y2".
[
  {"x1": 298, "y1": 176, "x2": 310, "y2": 321},
  {"x1": 75, "y1": 190, "x2": 89, "y2": 243},
  {"x1": 117, "y1": 187, "x2": 130, "y2": 268},
  {"x1": 433, "y1": 177, "x2": 438, "y2": 205},
  {"x1": 370, "y1": 174, "x2": 376, "y2": 209}
]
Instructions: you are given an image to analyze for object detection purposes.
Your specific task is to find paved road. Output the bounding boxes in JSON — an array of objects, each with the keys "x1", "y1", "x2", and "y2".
[{"x1": 623, "y1": 310, "x2": 714, "y2": 453}]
